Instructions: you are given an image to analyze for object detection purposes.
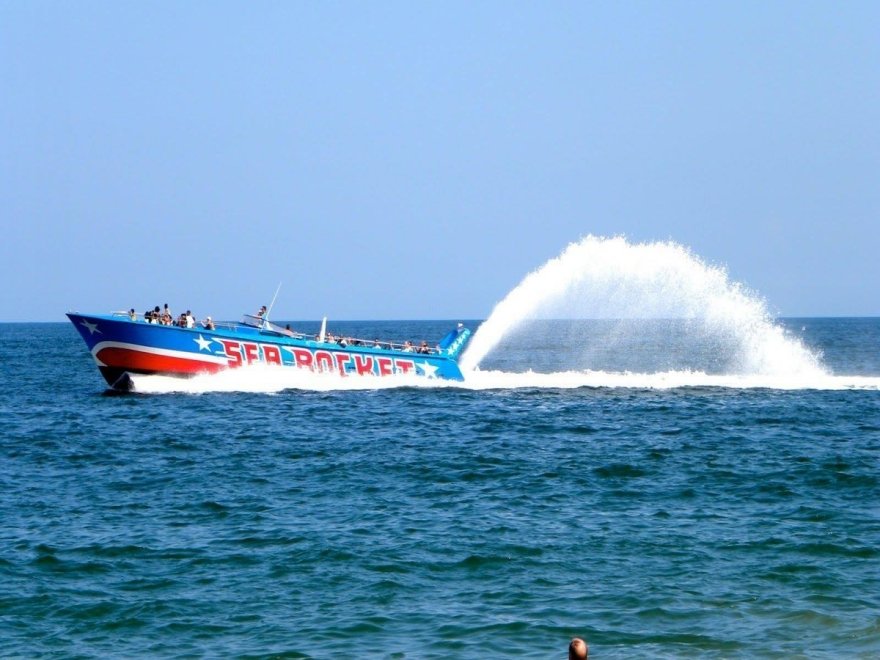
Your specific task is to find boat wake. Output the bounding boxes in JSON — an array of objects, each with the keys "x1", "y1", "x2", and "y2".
[
  {"x1": 460, "y1": 369, "x2": 880, "y2": 391},
  {"x1": 129, "y1": 235, "x2": 879, "y2": 394},
  {"x1": 128, "y1": 364, "x2": 880, "y2": 394},
  {"x1": 128, "y1": 365, "x2": 451, "y2": 394}
]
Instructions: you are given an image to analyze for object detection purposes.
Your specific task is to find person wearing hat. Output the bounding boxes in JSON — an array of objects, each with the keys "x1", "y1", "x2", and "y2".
[{"x1": 202, "y1": 315, "x2": 215, "y2": 330}]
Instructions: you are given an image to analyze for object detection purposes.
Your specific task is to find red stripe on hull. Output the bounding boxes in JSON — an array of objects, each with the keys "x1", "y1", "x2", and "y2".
[{"x1": 96, "y1": 347, "x2": 227, "y2": 376}]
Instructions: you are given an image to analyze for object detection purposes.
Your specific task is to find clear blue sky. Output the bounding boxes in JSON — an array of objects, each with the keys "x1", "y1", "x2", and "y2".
[{"x1": 1, "y1": 1, "x2": 877, "y2": 321}]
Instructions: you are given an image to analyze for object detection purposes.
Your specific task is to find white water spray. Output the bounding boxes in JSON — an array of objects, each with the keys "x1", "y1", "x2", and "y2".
[
  {"x1": 129, "y1": 364, "x2": 455, "y2": 394},
  {"x1": 129, "y1": 236, "x2": 880, "y2": 393},
  {"x1": 460, "y1": 236, "x2": 825, "y2": 377}
]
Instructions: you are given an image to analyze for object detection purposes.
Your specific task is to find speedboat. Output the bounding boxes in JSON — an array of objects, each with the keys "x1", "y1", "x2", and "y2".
[{"x1": 67, "y1": 311, "x2": 471, "y2": 391}]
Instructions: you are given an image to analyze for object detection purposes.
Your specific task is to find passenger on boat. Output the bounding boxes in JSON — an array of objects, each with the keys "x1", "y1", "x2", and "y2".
[
  {"x1": 152, "y1": 306, "x2": 162, "y2": 324},
  {"x1": 185, "y1": 310, "x2": 195, "y2": 328},
  {"x1": 402, "y1": 340, "x2": 414, "y2": 352},
  {"x1": 177, "y1": 313, "x2": 187, "y2": 328},
  {"x1": 129, "y1": 308, "x2": 137, "y2": 321},
  {"x1": 337, "y1": 336, "x2": 348, "y2": 348},
  {"x1": 417, "y1": 341, "x2": 430, "y2": 354},
  {"x1": 164, "y1": 303, "x2": 172, "y2": 319},
  {"x1": 202, "y1": 316, "x2": 215, "y2": 330},
  {"x1": 257, "y1": 305, "x2": 267, "y2": 318}
]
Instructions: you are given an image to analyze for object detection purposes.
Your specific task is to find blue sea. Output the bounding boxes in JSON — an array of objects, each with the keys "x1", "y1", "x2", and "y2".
[{"x1": 1, "y1": 318, "x2": 879, "y2": 658}]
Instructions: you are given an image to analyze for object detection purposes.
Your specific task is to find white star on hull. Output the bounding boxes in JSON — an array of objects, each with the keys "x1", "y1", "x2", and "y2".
[
  {"x1": 81, "y1": 319, "x2": 101, "y2": 335},
  {"x1": 416, "y1": 361, "x2": 439, "y2": 378},
  {"x1": 194, "y1": 334, "x2": 213, "y2": 351}
]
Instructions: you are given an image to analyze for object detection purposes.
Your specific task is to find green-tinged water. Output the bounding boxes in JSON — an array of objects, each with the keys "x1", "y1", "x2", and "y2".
[{"x1": 1, "y1": 319, "x2": 879, "y2": 658}]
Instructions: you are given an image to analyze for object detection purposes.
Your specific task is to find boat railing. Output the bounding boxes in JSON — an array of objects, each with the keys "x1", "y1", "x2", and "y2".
[
  {"x1": 107, "y1": 311, "x2": 444, "y2": 355},
  {"x1": 310, "y1": 335, "x2": 440, "y2": 355},
  {"x1": 242, "y1": 314, "x2": 441, "y2": 354},
  {"x1": 112, "y1": 309, "x2": 215, "y2": 330}
]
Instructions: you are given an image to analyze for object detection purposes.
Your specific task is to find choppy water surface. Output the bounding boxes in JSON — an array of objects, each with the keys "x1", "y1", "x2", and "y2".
[{"x1": 1, "y1": 317, "x2": 879, "y2": 658}]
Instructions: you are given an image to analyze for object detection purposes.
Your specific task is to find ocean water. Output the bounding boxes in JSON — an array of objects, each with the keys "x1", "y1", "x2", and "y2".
[{"x1": 1, "y1": 317, "x2": 879, "y2": 658}]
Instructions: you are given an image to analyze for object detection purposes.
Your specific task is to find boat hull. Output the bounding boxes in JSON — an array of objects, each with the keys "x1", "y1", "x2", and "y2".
[{"x1": 67, "y1": 313, "x2": 470, "y2": 390}]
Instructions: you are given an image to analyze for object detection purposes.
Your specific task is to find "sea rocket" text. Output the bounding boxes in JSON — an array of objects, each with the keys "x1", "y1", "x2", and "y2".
[{"x1": 215, "y1": 339, "x2": 419, "y2": 377}]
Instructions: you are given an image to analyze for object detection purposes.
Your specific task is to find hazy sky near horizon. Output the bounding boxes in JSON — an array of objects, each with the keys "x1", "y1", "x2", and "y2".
[{"x1": 1, "y1": 2, "x2": 878, "y2": 322}]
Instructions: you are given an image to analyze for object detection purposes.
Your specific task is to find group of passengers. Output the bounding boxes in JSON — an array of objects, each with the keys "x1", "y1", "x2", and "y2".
[
  {"x1": 404, "y1": 340, "x2": 433, "y2": 354},
  {"x1": 315, "y1": 334, "x2": 434, "y2": 353},
  {"x1": 368, "y1": 339, "x2": 433, "y2": 353},
  {"x1": 129, "y1": 302, "x2": 433, "y2": 353},
  {"x1": 132, "y1": 304, "x2": 214, "y2": 330}
]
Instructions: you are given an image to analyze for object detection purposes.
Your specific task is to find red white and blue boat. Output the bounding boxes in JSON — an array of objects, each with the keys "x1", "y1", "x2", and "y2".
[{"x1": 67, "y1": 311, "x2": 472, "y2": 391}]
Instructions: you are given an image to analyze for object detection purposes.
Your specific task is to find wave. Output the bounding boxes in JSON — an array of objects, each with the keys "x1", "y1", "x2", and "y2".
[{"x1": 129, "y1": 364, "x2": 880, "y2": 394}]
